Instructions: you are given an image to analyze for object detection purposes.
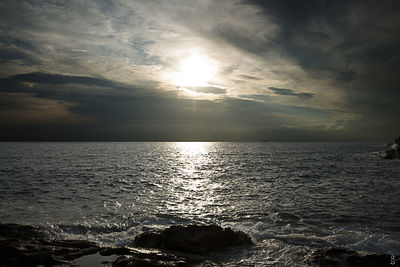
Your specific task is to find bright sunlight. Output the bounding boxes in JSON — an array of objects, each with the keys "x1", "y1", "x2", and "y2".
[{"x1": 173, "y1": 52, "x2": 216, "y2": 87}]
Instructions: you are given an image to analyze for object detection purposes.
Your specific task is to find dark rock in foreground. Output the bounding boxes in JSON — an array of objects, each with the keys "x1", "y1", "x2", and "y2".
[
  {"x1": 0, "y1": 223, "x2": 43, "y2": 239},
  {"x1": 0, "y1": 224, "x2": 102, "y2": 266},
  {"x1": 135, "y1": 230, "x2": 163, "y2": 248},
  {"x1": 0, "y1": 223, "x2": 249, "y2": 266},
  {"x1": 1, "y1": 223, "x2": 399, "y2": 266},
  {"x1": 307, "y1": 247, "x2": 400, "y2": 267},
  {"x1": 135, "y1": 224, "x2": 253, "y2": 254},
  {"x1": 103, "y1": 247, "x2": 209, "y2": 267}
]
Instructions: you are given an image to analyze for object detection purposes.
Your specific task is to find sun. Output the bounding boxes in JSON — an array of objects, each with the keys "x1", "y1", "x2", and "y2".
[{"x1": 173, "y1": 52, "x2": 216, "y2": 87}]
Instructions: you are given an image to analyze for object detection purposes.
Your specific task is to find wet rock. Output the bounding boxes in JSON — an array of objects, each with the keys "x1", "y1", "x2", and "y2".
[
  {"x1": 384, "y1": 136, "x2": 400, "y2": 159},
  {"x1": 162, "y1": 225, "x2": 253, "y2": 254},
  {"x1": 0, "y1": 223, "x2": 219, "y2": 266},
  {"x1": 100, "y1": 247, "x2": 132, "y2": 256},
  {"x1": 108, "y1": 247, "x2": 220, "y2": 266},
  {"x1": 135, "y1": 224, "x2": 253, "y2": 255},
  {"x1": 0, "y1": 223, "x2": 102, "y2": 266},
  {"x1": 112, "y1": 247, "x2": 197, "y2": 267},
  {"x1": 384, "y1": 149, "x2": 397, "y2": 159},
  {"x1": 306, "y1": 247, "x2": 400, "y2": 267},
  {"x1": 0, "y1": 223, "x2": 43, "y2": 239},
  {"x1": 110, "y1": 247, "x2": 217, "y2": 266},
  {"x1": 5, "y1": 223, "x2": 398, "y2": 267},
  {"x1": 395, "y1": 136, "x2": 400, "y2": 146},
  {"x1": 135, "y1": 231, "x2": 163, "y2": 248}
]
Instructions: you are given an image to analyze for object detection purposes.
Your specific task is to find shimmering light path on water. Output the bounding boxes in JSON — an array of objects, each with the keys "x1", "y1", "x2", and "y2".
[{"x1": 0, "y1": 142, "x2": 399, "y2": 265}]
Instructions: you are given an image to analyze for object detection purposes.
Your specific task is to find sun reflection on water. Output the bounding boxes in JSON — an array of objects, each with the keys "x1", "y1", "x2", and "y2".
[
  {"x1": 163, "y1": 142, "x2": 223, "y2": 222},
  {"x1": 175, "y1": 142, "x2": 211, "y2": 179}
]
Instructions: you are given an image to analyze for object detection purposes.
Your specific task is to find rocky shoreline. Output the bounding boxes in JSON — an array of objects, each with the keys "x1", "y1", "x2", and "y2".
[{"x1": 0, "y1": 223, "x2": 399, "y2": 266}]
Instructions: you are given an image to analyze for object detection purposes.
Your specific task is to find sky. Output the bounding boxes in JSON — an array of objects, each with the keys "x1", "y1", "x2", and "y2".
[{"x1": 1, "y1": 0, "x2": 399, "y2": 141}]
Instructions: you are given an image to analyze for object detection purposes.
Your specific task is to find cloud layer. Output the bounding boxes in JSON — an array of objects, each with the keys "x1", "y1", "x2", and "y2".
[{"x1": 1, "y1": 0, "x2": 399, "y2": 141}]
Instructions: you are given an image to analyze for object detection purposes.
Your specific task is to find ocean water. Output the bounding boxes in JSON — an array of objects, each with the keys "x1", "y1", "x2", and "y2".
[{"x1": 0, "y1": 142, "x2": 399, "y2": 265}]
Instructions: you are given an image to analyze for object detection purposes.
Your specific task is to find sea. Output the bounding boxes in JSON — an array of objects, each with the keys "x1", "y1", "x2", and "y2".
[{"x1": 0, "y1": 142, "x2": 399, "y2": 265}]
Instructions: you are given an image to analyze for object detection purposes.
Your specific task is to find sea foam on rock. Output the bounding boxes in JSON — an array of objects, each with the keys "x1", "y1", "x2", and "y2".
[
  {"x1": 2, "y1": 223, "x2": 399, "y2": 266},
  {"x1": 0, "y1": 223, "x2": 252, "y2": 266}
]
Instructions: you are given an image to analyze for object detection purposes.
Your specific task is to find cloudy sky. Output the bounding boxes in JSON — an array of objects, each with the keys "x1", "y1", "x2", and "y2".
[{"x1": 1, "y1": 0, "x2": 399, "y2": 141}]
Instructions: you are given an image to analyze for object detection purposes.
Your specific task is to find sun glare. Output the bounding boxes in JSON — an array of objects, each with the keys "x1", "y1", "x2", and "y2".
[{"x1": 173, "y1": 52, "x2": 216, "y2": 87}]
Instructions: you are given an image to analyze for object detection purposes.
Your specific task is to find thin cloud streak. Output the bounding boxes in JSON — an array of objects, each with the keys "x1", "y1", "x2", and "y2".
[{"x1": 268, "y1": 87, "x2": 314, "y2": 99}]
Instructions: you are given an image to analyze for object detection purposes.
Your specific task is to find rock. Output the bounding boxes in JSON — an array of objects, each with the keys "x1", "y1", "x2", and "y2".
[
  {"x1": 395, "y1": 136, "x2": 400, "y2": 146},
  {"x1": 384, "y1": 136, "x2": 400, "y2": 159},
  {"x1": 384, "y1": 149, "x2": 397, "y2": 159},
  {"x1": 135, "y1": 224, "x2": 253, "y2": 255},
  {"x1": 112, "y1": 247, "x2": 201, "y2": 267},
  {"x1": 0, "y1": 223, "x2": 43, "y2": 239},
  {"x1": 100, "y1": 247, "x2": 132, "y2": 256},
  {"x1": 0, "y1": 223, "x2": 218, "y2": 266},
  {"x1": 3, "y1": 223, "x2": 398, "y2": 266},
  {"x1": 306, "y1": 247, "x2": 400, "y2": 267},
  {"x1": 135, "y1": 231, "x2": 163, "y2": 248},
  {"x1": 396, "y1": 136, "x2": 400, "y2": 153},
  {"x1": 0, "y1": 223, "x2": 102, "y2": 266},
  {"x1": 162, "y1": 225, "x2": 253, "y2": 255}
]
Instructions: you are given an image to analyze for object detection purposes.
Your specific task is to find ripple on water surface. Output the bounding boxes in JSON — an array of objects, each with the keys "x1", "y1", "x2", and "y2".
[{"x1": 0, "y1": 142, "x2": 399, "y2": 262}]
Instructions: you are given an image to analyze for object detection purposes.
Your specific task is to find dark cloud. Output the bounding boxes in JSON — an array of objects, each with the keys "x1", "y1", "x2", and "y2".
[
  {"x1": 239, "y1": 94, "x2": 270, "y2": 101},
  {"x1": 268, "y1": 87, "x2": 314, "y2": 99},
  {"x1": 246, "y1": 0, "x2": 347, "y2": 26},
  {"x1": 246, "y1": 0, "x2": 400, "y2": 73},
  {"x1": 0, "y1": 72, "x2": 225, "y2": 124},
  {"x1": 0, "y1": 72, "x2": 145, "y2": 101},
  {"x1": 0, "y1": 71, "x2": 341, "y2": 140},
  {"x1": 9, "y1": 72, "x2": 127, "y2": 89},
  {"x1": 0, "y1": 38, "x2": 39, "y2": 65},
  {"x1": 241, "y1": 0, "x2": 400, "y2": 137},
  {"x1": 1, "y1": 37, "x2": 37, "y2": 52},
  {"x1": 183, "y1": 86, "x2": 227, "y2": 94},
  {"x1": 235, "y1": 0, "x2": 348, "y2": 69},
  {"x1": 238, "y1": 74, "x2": 261, "y2": 80},
  {"x1": 212, "y1": 25, "x2": 273, "y2": 56},
  {"x1": 0, "y1": 47, "x2": 34, "y2": 62},
  {"x1": 337, "y1": 69, "x2": 356, "y2": 82}
]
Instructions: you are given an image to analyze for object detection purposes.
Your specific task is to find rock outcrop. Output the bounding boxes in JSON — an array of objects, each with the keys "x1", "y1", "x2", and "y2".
[
  {"x1": 0, "y1": 223, "x2": 251, "y2": 266},
  {"x1": 0, "y1": 224, "x2": 102, "y2": 266},
  {"x1": 104, "y1": 247, "x2": 208, "y2": 267},
  {"x1": 1, "y1": 223, "x2": 399, "y2": 266},
  {"x1": 306, "y1": 247, "x2": 400, "y2": 267},
  {"x1": 384, "y1": 136, "x2": 400, "y2": 159},
  {"x1": 135, "y1": 224, "x2": 253, "y2": 255}
]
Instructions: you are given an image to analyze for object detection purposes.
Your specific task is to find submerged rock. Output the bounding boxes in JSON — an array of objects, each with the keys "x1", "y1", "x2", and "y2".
[
  {"x1": 135, "y1": 224, "x2": 253, "y2": 255},
  {"x1": 306, "y1": 247, "x2": 400, "y2": 267}
]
